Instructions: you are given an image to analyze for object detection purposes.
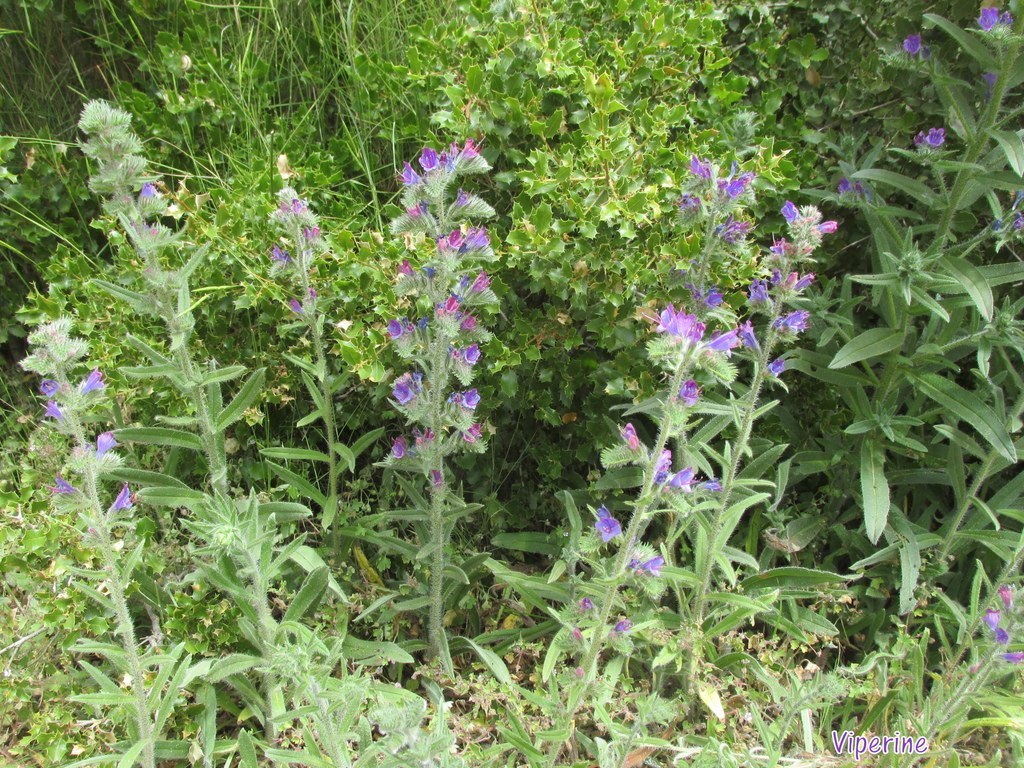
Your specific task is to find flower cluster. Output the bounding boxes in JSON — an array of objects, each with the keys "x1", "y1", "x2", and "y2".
[
  {"x1": 979, "y1": 7, "x2": 1014, "y2": 32},
  {"x1": 20, "y1": 319, "x2": 135, "y2": 518},
  {"x1": 675, "y1": 155, "x2": 756, "y2": 242},
  {"x1": 269, "y1": 187, "x2": 328, "y2": 315},
  {"x1": 982, "y1": 586, "x2": 1024, "y2": 664},
  {"x1": 914, "y1": 127, "x2": 946, "y2": 151},
  {"x1": 383, "y1": 141, "x2": 500, "y2": 481}
]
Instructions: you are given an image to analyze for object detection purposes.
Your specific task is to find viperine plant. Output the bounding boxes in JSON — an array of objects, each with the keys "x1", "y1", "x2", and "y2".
[
  {"x1": 492, "y1": 158, "x2": 839, "y2": 764},
  {"x1": 814, "y1": 8, "x2": 1024, "y2": 622},
  {"x1": 379, "y1": 141, "x2": 498, "y2": 666},
  {"x1": 20, "y1": 319, "x2": 191, "y2": 768},
  {"x1": 265, "y1": 189, "x2": 383, "y2": 532},
  {"x1": 77, "y1": 100, "x2": 266, "y2": 498}
]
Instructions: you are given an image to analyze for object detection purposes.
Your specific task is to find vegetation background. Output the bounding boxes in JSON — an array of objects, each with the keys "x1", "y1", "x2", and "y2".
[{"x1": 2, "y1": 0, "x2": 1022, "y2": 765}]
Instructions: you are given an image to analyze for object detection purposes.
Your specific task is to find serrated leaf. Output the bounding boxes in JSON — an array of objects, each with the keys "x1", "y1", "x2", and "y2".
[{"x1": 829, "y1": 328, "x2": 904, "y2": 368}]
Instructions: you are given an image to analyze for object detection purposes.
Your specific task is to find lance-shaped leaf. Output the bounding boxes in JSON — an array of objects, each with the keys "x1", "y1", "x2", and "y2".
[{"x1": 216, "y1": 367, "x2": 266, "y2": 431}]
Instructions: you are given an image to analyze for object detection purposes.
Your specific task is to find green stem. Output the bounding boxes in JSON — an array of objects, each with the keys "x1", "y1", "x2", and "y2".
[
  {"x1": 425, "y1": 333, "x2": 451, "y2": 662},
  {"x1": 173, "y1": 345, "x2": 229, "y2": 497},
  {"x1": 68, "y1": 413, "x2": 156, "y2": 768}
]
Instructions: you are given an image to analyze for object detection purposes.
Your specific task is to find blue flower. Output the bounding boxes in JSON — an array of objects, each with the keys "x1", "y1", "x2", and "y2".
[
  {"x1": 780, "y1": 201, "x2": 799, "y2": 222},
  {"x1": 110, "y1": 483, "x2": 134, "y2": 512},
  {"x1": 748, "y1": 279, "x2": 770, "y2": 304},
  {"x1": 400, "y1": 162, "x2": 421, "y2": 186},
  {"x1": 79, "y1": 368, "x2": 105, "y2": 394},
  {"x1": 613, "y1": 619, "x2": 632, "y2": 633},
  {"x1": 705, "y1": 328, "x2": 741, "y2": 354},
  {"x1": 677, "y1": 379, "x2": 701, "y2": 406},
  {"x1": 419, "y1": 147, "x2": 439, "y2": 172},
  {"x1": 903, "y1": 34, "x2": 922, "y2": 55},
  {"x1": 44, "y1": 401, "x2": 64, "y2": 421},
  {"x1": 689, "y1": 155, "x2": 713, "y2": 180},
  {"x1": 768, "y1": 358, "x2": 786, "y2": 377},
  {"x1": 773, "y1": 311, "x2": 810, "y2": 335},
  {"x1": 595, "y1": 505, "x2": 622, "y2": 542},
  {"x1": 50, "y1": 476, "x2": 77, "y2": 495},
  {"x1": 95, "y1": 431, "x2": 117, "y2": 458},
  {"x1": 738, "y1": 320, "x2": 759, "y2": 350},
  {"x1": 39, "y1": 379, "x2": 60, "y2": 397}
]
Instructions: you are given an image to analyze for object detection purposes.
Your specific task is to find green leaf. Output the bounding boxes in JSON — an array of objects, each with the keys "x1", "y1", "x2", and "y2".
[
  {"x1": 332, "y1": 442, "x2": 356, "y2": 473},
  {"x1": 851, "y1": 169, "x2": 935, "y2": 205},
  {"x1": 198, "y1": 365, "x2": 247, "y2": 386},
  {"x1": 923, "y1": 14, "x2": 996, "y2": 69},
  {"x1": 941, "y1": 256, "x2": 993, "y2": 320},
  {"x1": 989, "y1": 129, "x2": 1024, "y2": 176},
  {"x1": 283, "y1": 567, "x2": 329, "y2": 622},
  {"x1": 491, "y1": 532, "x2": 558, "y2": 555},
  {"x1": 114, "y1": 426, "x2": 202, "y2": 452},
  {"x1": 288, "y1": 546, "x2": 346, "y2": 600},
  {"x1": 450, "y1": 637, "x2": 512, "y2": 685},
  {"x1": 93, "y1": 278, "x2": 148, "y2": 308},
  {"x1": 348, "y1": 427, "x2": 384, "y2": 460},
  {"x1": 266, "y1": 461, "x2": 326, "y2": 508},
  {"x1": 216, "y1": 367, "x2": 266, "y2": 431},
  {"x1": 102, "y1": 467, "x2": 189, "y2": 490},
  {"x1": 741, "y1": 567, "x2": 848, "y2": 591},
  {"x1": 911, "y1": 371, "x2": 1016, "y2": 462},
  {"x1": 138, "y1": 487, "x2": 208, "y2": 508},
  {"x1": 260, "y1": 447, "x2": 331, "y2": 463},
  {"x1": 237, "y1": 729, "x2": 259, "y2": 768},
  {"x1": 829, "y1": 328, "x2": 904, "y2": 369},
  {"x1": 861, "y1": 441, "x2": 890, "y2": 544},
  {"x1": 258, "y1": 501, "x2": 313, "y2": 523},
  {"x1": 889, "y1": 512, "x2": 922, "y2": 616}
]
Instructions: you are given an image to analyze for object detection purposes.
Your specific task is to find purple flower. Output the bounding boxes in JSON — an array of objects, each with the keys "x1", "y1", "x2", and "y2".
[
  {"x1": 1000, "y1": 586, "x2": 1014, "y2": 610},
  {"x1": 914, "y1": 127, "x2": 945, "y2": 148},
  {"x1": 79, "y1": 369, "x2": 105, "y2": 394},
  {"x1": 768, "y1": 358, "x2": 786, "y2": 377},
  {"x1": 460, "y1": 138, "x2": 480, "y2": 159},
  {"x1": 398, "y1": 259, "x2": 415, "y2": 277},
  {"x1": 460, "y1": 315, "x2": 477, "y2": 332},
  {"x1": 271, "y1": 245, "x2": 291, "y2": 264},
  {"x1": 613, "y1": 619, "x2": 632, "y2": 634},
  {"x1": 391, "y1": 436, "x2": 407, "y2": 459},
  {"x1": 387, "y1": 319, "x2": 408, "y2": 339},
  {"x1": 903, "y1": 34, "x2": 922, "y2": 55},
  {"x1": 678, "y1": 379, "x2": 701, "y2": 406},
  {"x1": 454, "y1": 189, "x2": 470, "y2": 207},
  {"x1": 95, "y1": 431, "x2": 117, "y2": 458},
  {"x1": 770, "y1": 238, "x2": 791, "y2": 258},
  {"x1": 748, "y1": 279, "x2": 770, "y2": 304},
  {"x1": 818, "y1": 220, "x2": 838, "y2": 234},
  {"x1": 580, "y1": 598, "x2": 594, "y2": 611},
  {"x1": 110, "y1": 483, "x2": 134, "y2": 512},
  {"x1": 985, "y1": 609, "x2": 1001, "y2": 631},
  {"x1": 983, "y1": 71, "x2": 998, "y2": 99},
  {"x1": 699, "y1": 478, "x2": 723, "y2": 492},
  {"x1": 44, "y1": 401, "x2": 64, "y2": 421},
  {"x1": 738, "y1": 320, "x2": 759, "y2": 350},
  {"x1": 39, "y1": 379, "x2": 60, "y2": 397},
  {"x1": 715, "y1": 215, "x2": 752, "y2": 244},
  {"x1": 470, "y1": 271, "x2": 491, "y2": 293},
  {"x1": 139, "y1": 182, "x2": 158, "y2": 199},
  {"x1": 780, "y1": 201, "x2": 799, "y2": 222},
  {"x1": 979, "y1": 7, "x2": 1004, "y2": 31},
  {"x1": 718, "y1": 168, "x2": 755, "y2": 199},
  {"x1": 392, "y1": 372, "x2": 422, "y2": 405},
  {"x1": 667, "y1": 467, "x2": 696, "y2": 491},
  {"x1": 419, "y1": 147, "x2": 439, "y2": 172},
  {"x1": 463, "y1": 344, "x2": 481, "y2": 364},
  {"x1": 677, "y1": 193, "x2": 702, "y2": 212},
  {"x1": 773, "y1": 311, "x2": 810, "y2": 335},
  {"x1": 289, "y1": 299, "x2": 304, "y2": 314},
  {"x1": 595, "y1": 506, "x2": 622, "y2": 542},
  {"x1": 51, "y1": 476, "x2": 77, "y2": 495},
  {"x1": 705, "y1": 328, "x2": 741, "y2": 354},
  {"x1": 1002, "y1": 652, "x2": 1024, "y2": 663},
  {"x1": 703, "y1": 286, "x2": 724, "y2": 308},
  {"x1": 656, "y1": 305, "x2": 705, "y2": 342},
  {"x1": 636, "y1": 556, "x2": 664, "y2": 576},
  {"x1": 795, "y1": 272, "x2": 815, "y2": 291},
  {"x1": 430, "y1": 469, "x2": 444, "y2": 487},
  {"x1": 837, "y1": 178, "x2": 853, "y2": 194},
  {"x1": 689, "y1": 155, "x2": 713, "y2": 180},
  {"x1": 462, "y1": 423, "x2": 483, "y2": 443},
  {"x1": 465, "y1": 227, "x2": 490, "y2": 250},
  {"x1": 996, "y1": 628, "x2": 1011, "y2": 645},
  {"x1": 621, "y1": 423, "x2": 641, "y2": 450},
  {"x1": 303, "y1": 226, "x2": 321, "y2": 241}
]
